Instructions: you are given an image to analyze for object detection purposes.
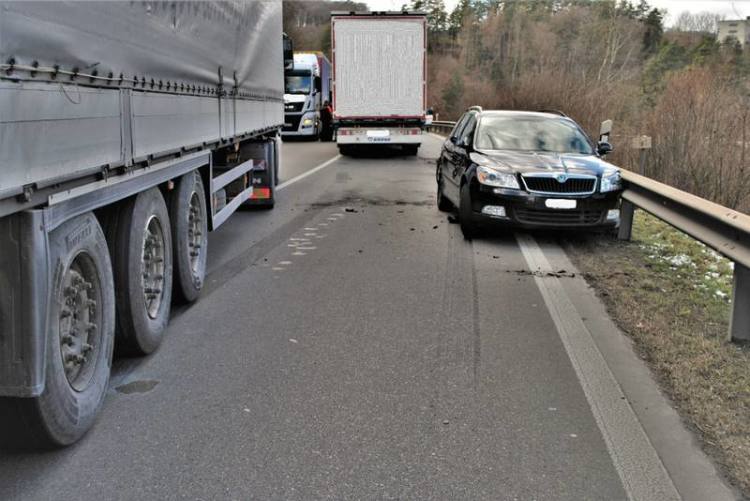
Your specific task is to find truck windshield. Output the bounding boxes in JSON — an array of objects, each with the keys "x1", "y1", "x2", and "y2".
[
  {"x1": 475, "y1": 116, "x2": 594, "y2": 154},
  {"x1": 285, "y1": 75, "x2": 312, "y2": 94}
]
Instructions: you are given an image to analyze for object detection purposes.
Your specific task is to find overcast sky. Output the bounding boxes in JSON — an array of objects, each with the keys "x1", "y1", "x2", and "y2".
[{"x1": 365, "y1": 0, "x2": 750, "y2": 26}]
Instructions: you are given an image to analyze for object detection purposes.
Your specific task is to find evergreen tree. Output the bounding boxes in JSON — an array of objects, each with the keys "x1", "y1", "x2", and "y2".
[{"x1": 642, "y1": 8, "x2": 663, "y2": 55}]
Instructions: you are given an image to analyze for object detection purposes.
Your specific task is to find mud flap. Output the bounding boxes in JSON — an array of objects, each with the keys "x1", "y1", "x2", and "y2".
[
  {"x1": 242, "y1": 138, "x2": 277, "y2": 209},
  {"x1": 0, "y1": 210, "x2": 49, "y2": 397}
]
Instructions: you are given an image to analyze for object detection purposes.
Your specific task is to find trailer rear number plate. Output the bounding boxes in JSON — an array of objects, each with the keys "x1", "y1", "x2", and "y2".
[
  {"x1": 545, "y1": 199, "x2": 577, "y2": 209},
  {"x1": 367, "y1": 130, "x2": 390, "y2": 138}
]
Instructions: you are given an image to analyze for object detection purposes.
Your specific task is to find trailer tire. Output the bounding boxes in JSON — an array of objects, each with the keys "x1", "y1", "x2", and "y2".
[
  {"x1": 170, "y1": 172, "x2": 207, "y2": 303},
  {"x1": 0, "y1": 212, "x2": 115, "y2": 449},
  {"x1": 110, "y1": 188, "x2": 173, "y2": 356}
]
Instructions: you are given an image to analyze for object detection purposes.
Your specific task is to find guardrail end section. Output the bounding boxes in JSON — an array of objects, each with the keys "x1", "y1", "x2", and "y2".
[
  {"x1": 729, "y1": 263, "x2": 750, "y2": 342},
  {"x1": 618, "y1": 200, "x2": 634, "y2": 241}
]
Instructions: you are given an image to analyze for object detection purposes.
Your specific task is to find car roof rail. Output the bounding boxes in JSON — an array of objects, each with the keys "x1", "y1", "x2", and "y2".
[
  {"x1": 468, "y1": 105, "x2": 483, "y2": 113},
  {"x1": 538, "y1": 109, "x2": 568, "y2": 117}
]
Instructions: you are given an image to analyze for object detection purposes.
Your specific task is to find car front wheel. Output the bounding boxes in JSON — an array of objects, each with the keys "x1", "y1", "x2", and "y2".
[
  {"x1": 459, "y1": 182, "x2": 480, "y2": 239},
  {"x1": 436, "y1": 172, "x2": 453, "y2": 212}
]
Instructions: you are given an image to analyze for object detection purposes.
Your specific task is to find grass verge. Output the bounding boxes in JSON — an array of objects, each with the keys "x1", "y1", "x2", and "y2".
[{"x1": 564, "y1": 210, "x2": 750, "y2": 496}]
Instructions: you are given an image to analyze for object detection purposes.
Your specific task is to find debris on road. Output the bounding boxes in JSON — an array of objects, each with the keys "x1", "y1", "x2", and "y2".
[{"x1": 508, "y1": 269, "x2": 576, "y2": 278}]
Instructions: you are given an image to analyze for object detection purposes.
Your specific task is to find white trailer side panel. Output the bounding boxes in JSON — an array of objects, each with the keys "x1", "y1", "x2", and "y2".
[
  {"x1": 0, "y1": 82, "x2": 123, "y2": 193},
  {"x1": 333, "y1": 17, "x2": 425, "y2": 119}
]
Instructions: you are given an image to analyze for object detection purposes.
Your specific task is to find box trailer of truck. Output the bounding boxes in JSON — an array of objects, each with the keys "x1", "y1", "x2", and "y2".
[
  {"x1": 0, "y1": 0, "x2": 284, "y2": 447},
  {"x1": 283, "y1": 51, "x2": 332, "y2": 140},
  {"x1": 331, "y1": 11, "x2": 426, "y2": 155}
]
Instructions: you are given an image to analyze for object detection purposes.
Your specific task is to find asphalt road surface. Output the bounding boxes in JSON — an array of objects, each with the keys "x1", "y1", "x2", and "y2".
[{"x1": 0, "y1": 136, "x2": 737, "y2": 500}]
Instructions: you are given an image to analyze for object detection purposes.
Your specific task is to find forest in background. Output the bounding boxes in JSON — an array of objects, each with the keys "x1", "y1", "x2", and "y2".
[{"x1": 283, "y1": 0, "x2": 750, "y2": 212}]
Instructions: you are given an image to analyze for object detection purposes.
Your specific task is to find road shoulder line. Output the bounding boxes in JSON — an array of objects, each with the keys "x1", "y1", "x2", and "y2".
[{"x1": 515, "y1": 232, "x2": 680, "y2": 501}]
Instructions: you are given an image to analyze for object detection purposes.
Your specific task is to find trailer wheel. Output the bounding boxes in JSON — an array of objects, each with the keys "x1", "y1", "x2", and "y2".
[
  {"x1": 170, "y1": 172, "x2": 207, "y2": 303},
  {"x1": 110, "y1": 188, "x2": 173, "y2": 355},
  {"x1": 0, "y1": 212, "x2": 115, "y2": 448}
]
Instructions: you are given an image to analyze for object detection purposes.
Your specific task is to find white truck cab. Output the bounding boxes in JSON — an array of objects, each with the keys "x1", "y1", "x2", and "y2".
[{"x1": 283, "y1": 52, "x2": 331, "y2": 139}]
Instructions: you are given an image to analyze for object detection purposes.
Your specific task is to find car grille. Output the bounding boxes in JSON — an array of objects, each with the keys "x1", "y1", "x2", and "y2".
[
  {"x1": 283, "y1": 114, "x2": 302, "y2": 132},
  {"x1": 285, "y1": 102, "x2": 304, "y2": 112},
  {"x1": 513, "y1": 208, "x2": 604, "y2": 226},
  {"x1": 522, "y1": 175, "x2": 596, "y2": 194}
]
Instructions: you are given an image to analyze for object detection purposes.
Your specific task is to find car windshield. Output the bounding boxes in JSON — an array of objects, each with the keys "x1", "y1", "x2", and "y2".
[
  {"x1": 475, "y1": 115, "x2": 594, "y2": 154},
  {"x1": 285, "y1": 75, "x2": 312, "y2": 94}
]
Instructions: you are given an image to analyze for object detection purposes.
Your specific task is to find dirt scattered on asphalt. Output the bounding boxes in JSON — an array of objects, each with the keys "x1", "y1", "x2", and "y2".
[{"x1": 508, "y1": 269, "x2": 576, "y2": 278}]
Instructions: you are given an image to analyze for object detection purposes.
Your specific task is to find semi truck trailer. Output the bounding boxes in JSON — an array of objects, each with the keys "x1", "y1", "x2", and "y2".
[
  {"x1": 331, "y1": 11, "x2": 427, "y2": 155},
  {"x1": 0, "y1": 0, "x2": 285, "y2": 447},
  {"x1": 283, "y1": 52, "x2": 332, "y2": 140}
]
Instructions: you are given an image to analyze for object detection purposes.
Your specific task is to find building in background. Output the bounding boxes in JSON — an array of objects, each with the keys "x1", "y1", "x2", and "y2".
[{"x1": 718, "y1": 18, "x2": 750, "y2": 46}]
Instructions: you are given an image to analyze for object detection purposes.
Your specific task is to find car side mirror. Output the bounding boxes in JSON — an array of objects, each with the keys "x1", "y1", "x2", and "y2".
[
  {"x1": 597, "y1": 141, "x2": 613, "y2": 156},
  {"x1": 599, "y1": 119, "x2": 613, "y2": 143}
]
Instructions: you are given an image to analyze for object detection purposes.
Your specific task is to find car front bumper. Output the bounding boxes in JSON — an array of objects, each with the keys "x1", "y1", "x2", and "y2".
[{"x1": 471, "y1": 184, "x2": 622, "y2": 229}]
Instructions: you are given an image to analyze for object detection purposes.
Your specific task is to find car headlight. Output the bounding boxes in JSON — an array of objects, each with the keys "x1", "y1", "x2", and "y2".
[
  {"x1": 302, "y1": 117, "x2": 314, "y2": 127},
  {"x1": 476, "y1": 165, "x2": 520, "y2": 189},
  {"x1": 600, "y1": 171, "x2": 622, "y2": 193}
]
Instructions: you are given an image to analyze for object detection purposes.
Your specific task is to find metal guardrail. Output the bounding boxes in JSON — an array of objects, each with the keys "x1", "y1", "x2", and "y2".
[
  {"x1": 426, "y1": 121, "x2": 750, "y2": 342},
  {"x1": 427, "y1": 121, "x2": 456, "y2": 135}
]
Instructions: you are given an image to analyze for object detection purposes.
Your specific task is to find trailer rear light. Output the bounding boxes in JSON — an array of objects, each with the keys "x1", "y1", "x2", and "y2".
[
  {"x1": 338, "y1": 130, "x2": 351, "y2": 136},
  {"x1": 408, "y1": 128, "x2": 421, "y2": 135},
  {"x1": 250, "y1": 187, "x2": 271, "y2": 200}
]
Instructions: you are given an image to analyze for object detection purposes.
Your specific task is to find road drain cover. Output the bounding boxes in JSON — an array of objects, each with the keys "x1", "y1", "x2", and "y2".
[{"x1": 116, "y1": 379, "x2": 159, "y2": 394}]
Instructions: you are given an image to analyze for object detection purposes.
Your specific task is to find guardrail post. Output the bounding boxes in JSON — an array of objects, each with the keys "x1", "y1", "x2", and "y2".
[
  {"x1": 729, "y1": 263, "x2": 750, "y2": 342},
  {"x1": 617, "y1": 200, "x2": 634, "y2": 241}
]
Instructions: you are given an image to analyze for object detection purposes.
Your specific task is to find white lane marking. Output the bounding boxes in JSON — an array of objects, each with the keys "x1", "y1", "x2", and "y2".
[
  {"x1": 271, "y1": 267, "x2": 284, "y2": 271},
  {"x1": 279, "y1": 261, "x2": 292, "y2": 265},
  {"x1": 292, "y1": 251, "x2": 306, "y2": 256},
  {"x1": 514, "y1": 233, "x2": 680, "y2": 501},
  {"x1": 277, "y1": 155, "x2": 342, "y2": 190},
  {"x1": 304, "y1": 228, "x2": 318, "y2": 231},
  {"x1": 297, "y1": 246, "x2": 316, "y2": 251}
]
